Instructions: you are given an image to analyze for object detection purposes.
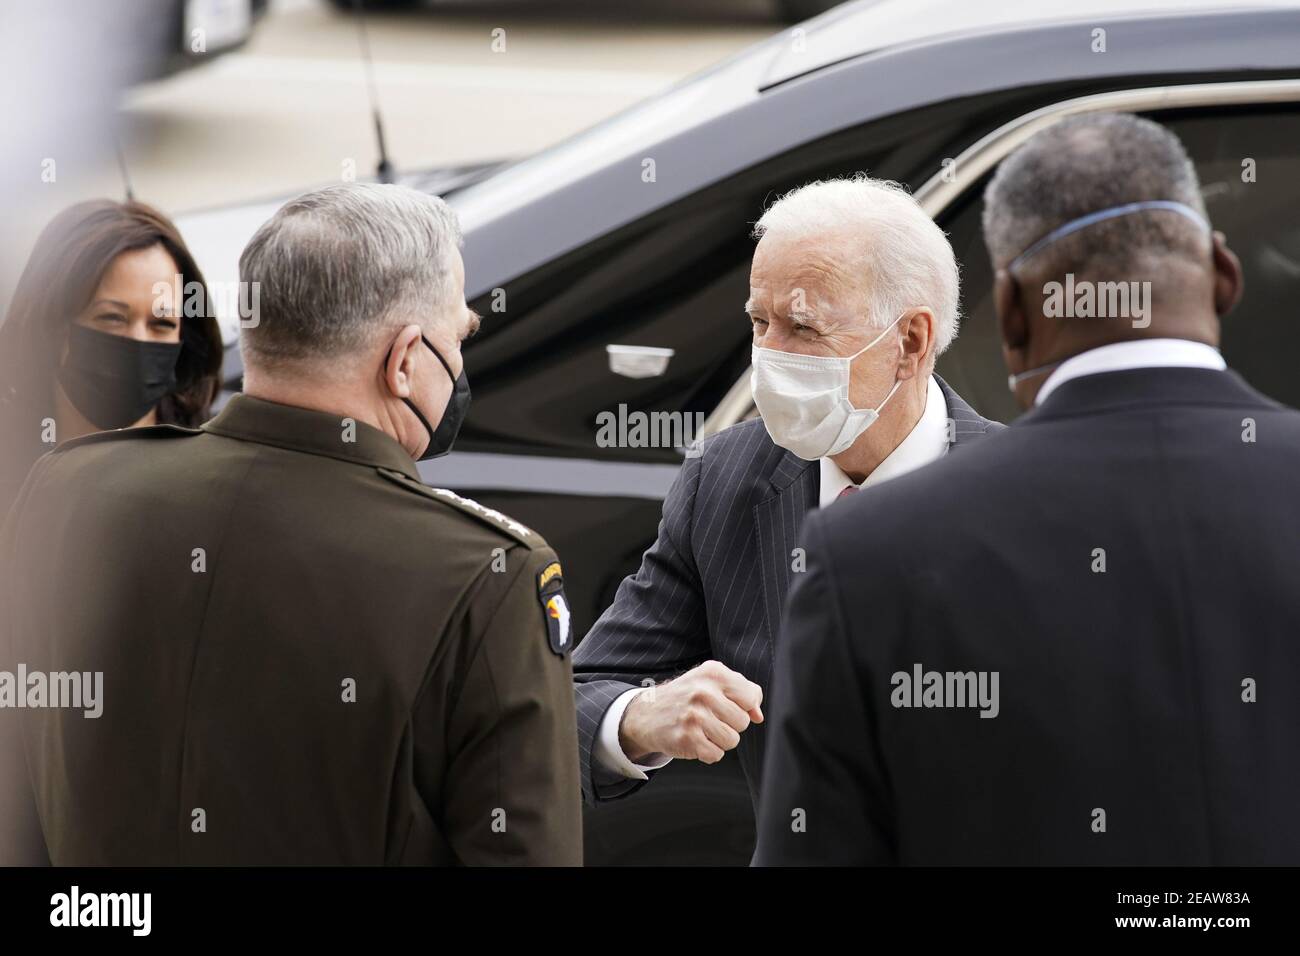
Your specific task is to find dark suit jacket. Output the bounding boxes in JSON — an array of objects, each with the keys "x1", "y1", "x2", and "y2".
[
  {"x1": 573, "y1": 376, "x2": 1002, "y2": 805},
  {"x1": 0, "y1": 395, "x2": 582, "y2": 865},
  {"x1": 754, "y1": 366, "x2": 1300, "y2": 865}
]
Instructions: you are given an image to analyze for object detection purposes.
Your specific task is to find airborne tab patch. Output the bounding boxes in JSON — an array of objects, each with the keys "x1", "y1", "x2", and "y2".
[{"x1": 536, "y1": 561, "x2": 571, "y2": 656}]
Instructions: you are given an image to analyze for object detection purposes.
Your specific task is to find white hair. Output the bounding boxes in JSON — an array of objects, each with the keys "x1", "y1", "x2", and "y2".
[{"x1": 753, "y1": 177, "x2": 961, "y2": 354}]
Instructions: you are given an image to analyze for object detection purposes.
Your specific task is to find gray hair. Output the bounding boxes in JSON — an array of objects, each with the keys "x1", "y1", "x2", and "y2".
[
  {"x1": 753, "y1": 176, "x2": 962, "y2": 354},
  {"x1": 239, "y1": 183, "x2": 463, "y2": 365},
  {"x1": 982, "y1": 113, "x2": 1209, "y2": 277}
]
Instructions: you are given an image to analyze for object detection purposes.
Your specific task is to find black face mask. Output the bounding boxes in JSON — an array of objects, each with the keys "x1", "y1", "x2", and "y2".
[
  {"x1": 57, "y1": 324, "x2": 181, "y2": 430},
  {"x1": 396, "y1": 334, "x2": 470, "y2": 462}
]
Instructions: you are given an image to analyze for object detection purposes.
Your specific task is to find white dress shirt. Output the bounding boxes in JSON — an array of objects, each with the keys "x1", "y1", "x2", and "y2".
[
  {"x1": 817, "y1": 373, "x2": 950, "y2": 505},
  {"x1": 595, "y1": 374, "x2": 950, "y2": 780},
  {"x1": 1036, "y1": 338, "x2": 1226, "y2": 405}
]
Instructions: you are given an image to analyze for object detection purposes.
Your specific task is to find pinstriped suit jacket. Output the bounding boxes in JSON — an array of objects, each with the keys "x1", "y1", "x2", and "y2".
[{"x1": 572, "y1": 375, "x2": 1003, "y2": 806}]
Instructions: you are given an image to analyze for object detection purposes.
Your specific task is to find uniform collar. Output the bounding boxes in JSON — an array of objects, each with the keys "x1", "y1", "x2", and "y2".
[{"x1": 203, "y1": 394, "x2": 422, "y2": 480}]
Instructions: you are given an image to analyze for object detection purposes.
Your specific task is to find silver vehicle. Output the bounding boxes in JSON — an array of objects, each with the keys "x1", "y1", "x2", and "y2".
[{"x1": 177, "y1": 0, "x2": 1300, "y2": 864}]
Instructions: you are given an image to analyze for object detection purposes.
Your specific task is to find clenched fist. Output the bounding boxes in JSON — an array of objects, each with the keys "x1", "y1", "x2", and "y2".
[{"x1": 619, "y1": 660, "x2": 764, "y2": 764}]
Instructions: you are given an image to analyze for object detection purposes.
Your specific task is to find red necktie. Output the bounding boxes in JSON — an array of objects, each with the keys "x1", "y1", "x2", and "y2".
[{"x1": 837, "y1": 484, "x2": 860, "y2": 500}]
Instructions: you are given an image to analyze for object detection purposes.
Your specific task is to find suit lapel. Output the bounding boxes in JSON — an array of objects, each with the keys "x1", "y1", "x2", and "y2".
[
  {"x1": 753, "y1": 451, "x2": 817, "y2": 673},
  {"x1": 936, "y1": 374, "x2": 998, "y2": 449},
  {"x1": 749, "y1": 377, "x2": 996, "y2": 678}
]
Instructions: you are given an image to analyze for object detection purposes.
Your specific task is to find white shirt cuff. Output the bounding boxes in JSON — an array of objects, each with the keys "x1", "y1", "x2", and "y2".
[{"x1": 594, "y1": 687, "x2": 673, "y2": 779}]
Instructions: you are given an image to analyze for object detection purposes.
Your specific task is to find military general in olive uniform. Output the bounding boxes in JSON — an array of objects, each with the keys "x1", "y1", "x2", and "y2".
[{"x1": 0, "y1": 184, "x2": 582, "y2": 865}]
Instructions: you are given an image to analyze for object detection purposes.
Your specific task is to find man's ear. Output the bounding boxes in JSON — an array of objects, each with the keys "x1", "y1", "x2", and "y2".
[
  {"x1": 897, "y1": 307, "x2": 934, "y2": 380},
  {"x1": 1211, "y1": 231, "x2": 1244, "y2": 318},
  {"x1": 995, "y1": 268, "x2": 1029, "y2": 367},
  {"x1": 383, "y1": 324, "x2": 424, "y2": 400}
]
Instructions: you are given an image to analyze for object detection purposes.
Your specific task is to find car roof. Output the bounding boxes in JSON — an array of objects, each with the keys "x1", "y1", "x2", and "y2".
[
  {"x1": 761, "y1": 0, "x2": 1300, "y2": 87},
  {"x1": 449, "y1": 0, "x2": 1300, "y2": 298}
]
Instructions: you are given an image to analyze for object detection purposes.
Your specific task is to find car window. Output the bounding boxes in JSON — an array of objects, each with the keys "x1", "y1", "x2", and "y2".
[
  {"x1": 460, "y1": 202, "x2": 759, "y2": 462},
  {"x1": 458, "y1": 91, "x2": 1024, "y2": 458},
  {"x1": 937, "y1": 104, "x2": 1300, "y2": 420}
]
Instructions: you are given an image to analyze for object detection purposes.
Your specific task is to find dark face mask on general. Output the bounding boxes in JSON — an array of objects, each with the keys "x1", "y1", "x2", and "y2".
[
  {"x1": 57, "y1": 323, "x2": 181, "y2": 430},
  {"x1": 394, "y1": 334, "x2": 471, "y2": 462}
]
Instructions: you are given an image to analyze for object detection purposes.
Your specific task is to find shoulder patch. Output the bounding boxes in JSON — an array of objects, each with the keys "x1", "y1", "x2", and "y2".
[
  {"x1": 537, "y1": 560, "x2": 572, "y2": 656},
  {"x1": 53, "y1": 423, "x2": 202, "y2": 454},
  {"x1": 376, "y1": 468, "x2": 542, "y2": 548}
]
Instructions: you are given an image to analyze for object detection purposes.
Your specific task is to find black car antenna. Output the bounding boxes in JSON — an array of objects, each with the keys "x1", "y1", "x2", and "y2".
[
  {"x1": 350, "y1": 0, "x2": 395, "y2": 184},
  {"x1": 114, "y1": 135, "x2": 135, "y2": 201}
]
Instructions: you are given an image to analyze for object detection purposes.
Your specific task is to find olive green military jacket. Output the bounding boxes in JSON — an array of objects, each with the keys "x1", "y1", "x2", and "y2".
[{"x1": 0, "y1": 395, "x2": 582, "y2": 865}]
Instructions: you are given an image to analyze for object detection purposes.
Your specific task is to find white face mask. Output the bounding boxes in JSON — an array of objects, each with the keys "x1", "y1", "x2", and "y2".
[{"x1": 750, "y1": 313, "x2": 906, "y2": 461}]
